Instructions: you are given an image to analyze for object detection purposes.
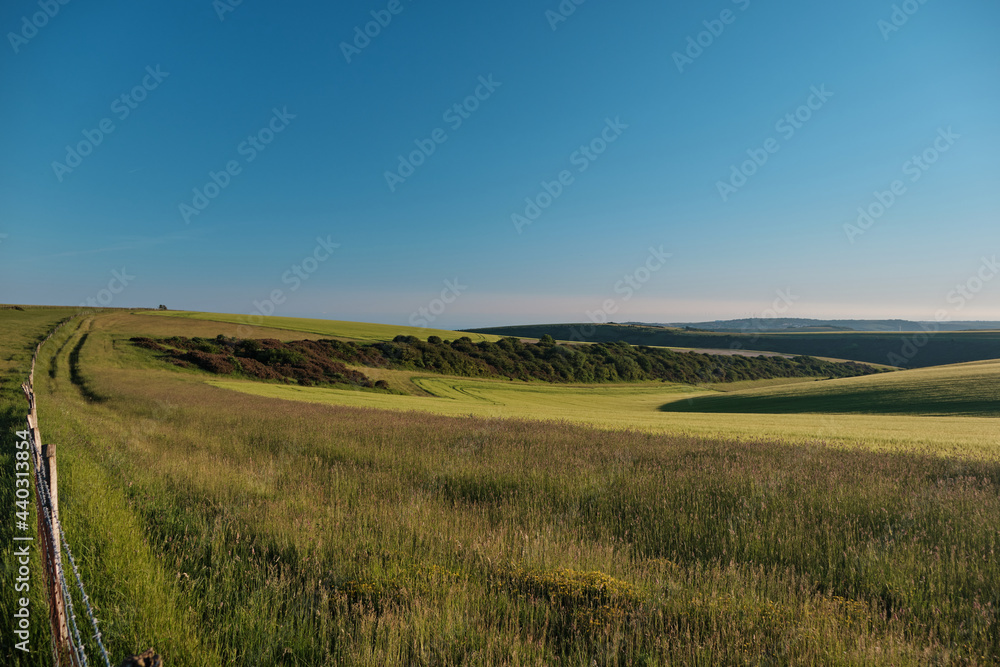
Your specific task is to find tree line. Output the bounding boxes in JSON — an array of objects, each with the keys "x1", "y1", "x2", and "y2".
[{"x1": 132, "y1": 334, "x2": 887, "y2": 387}]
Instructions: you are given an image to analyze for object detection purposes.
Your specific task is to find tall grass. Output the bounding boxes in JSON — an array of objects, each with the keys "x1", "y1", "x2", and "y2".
[
  {"x1": 0, "y1": 308, "x2": 85, "y2": 664},
  {"x1": 19, "y1": 314, "x2": 1000, "y2": 664}
]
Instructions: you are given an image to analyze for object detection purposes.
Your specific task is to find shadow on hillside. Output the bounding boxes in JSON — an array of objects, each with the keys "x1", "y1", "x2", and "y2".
[
  {"x1": 69, "y1": 333, "x2": 104, "y2": 403},
  {"x1": 658, "y1": 389, "x2": 998, "y2": 417}
]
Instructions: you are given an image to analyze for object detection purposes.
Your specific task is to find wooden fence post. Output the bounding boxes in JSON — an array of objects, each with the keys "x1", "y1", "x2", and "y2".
[
  {"x1": 43, "y1": 444, "x2": 59, "y2": 524},
  {"x1": 26, "y1": 316, "x2": 128, "y2": 666},
  {"x1": 28, "y1": 421, "x2": 73, "y2": 663},
  {"x1": 44, "y1": 442, "x2": 75, "y2": 666}
]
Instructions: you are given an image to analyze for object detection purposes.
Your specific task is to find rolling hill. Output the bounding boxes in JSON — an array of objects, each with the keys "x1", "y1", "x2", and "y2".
[
  {"x1": 660, "y1": 359, "x2": 1000, "y2": 417},
  {"x1": 466, "y1": 323, "x2": 1000, "y2": 369},
  {"x1": 150, "y1": 310, "x2": 502, "y2": 342},
  {"x1": 4, "y1": 306, "x2": 1000, "y2": 665}
]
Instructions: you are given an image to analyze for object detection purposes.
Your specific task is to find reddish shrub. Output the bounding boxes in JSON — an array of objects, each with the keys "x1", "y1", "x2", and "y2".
[
  {"x1": 181, "y1": 351, "x2": 235, "y2": 375},
  {"x1": 130, "y1": 337, "x2": 166, "y2": 351}
]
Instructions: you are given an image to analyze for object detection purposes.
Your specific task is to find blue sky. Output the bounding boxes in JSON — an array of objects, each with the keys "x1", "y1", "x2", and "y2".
[{"x1": 1, "y1": 0, "x2": 998, "y2": 328}]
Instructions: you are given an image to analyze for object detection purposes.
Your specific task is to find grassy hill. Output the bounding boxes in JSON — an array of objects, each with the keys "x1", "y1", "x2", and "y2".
[
  {"x1": 151, "y1": 310, "x2": 501, "y2": 342},
  {"x1": 0, "y1": 306, "x2": 80, "y2": 664},
  {"x1": 661, "y1": 359, "x2": 1000, "y2": 417},
  {"x1": 4, "y1": 308, "x2": 1000, "y2": 664},
  {"x1": 466, "y1": 323, "x2": 1000, "y2": 368}
]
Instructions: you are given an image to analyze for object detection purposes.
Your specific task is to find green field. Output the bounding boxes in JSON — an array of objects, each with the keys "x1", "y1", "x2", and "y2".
[
  {"x1": 3, "y1": 308, "x2": 1000, "y2": 665},
  {"x1": 467, "y1": 323, "x2": 1000, "y2": 369},
  {"x1": 663, "y1": 359, "x2": 1000, "y2": 417},
  {"x1": 151, "y1": 310, "x2": 502, "y2": 343},
  {"x1": 0, "y1": 307, "x2": 79, "y2": 665},
  {"x1": 207, "y1": 370, "x2": 1000, "y2": 459}
]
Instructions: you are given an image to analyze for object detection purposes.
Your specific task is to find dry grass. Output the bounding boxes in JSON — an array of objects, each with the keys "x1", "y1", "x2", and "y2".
[
  {"x1": 0, "y1": 307, "x2": 78, "y2": 665},
  {"x1": 0, "y1": 312, "x2": 990, "y2": 665}
]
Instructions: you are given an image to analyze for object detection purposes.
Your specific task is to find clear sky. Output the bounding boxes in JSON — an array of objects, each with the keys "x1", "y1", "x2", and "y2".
[{"x1": 1, "y1": 0, "x2": 998, "y2": 328}]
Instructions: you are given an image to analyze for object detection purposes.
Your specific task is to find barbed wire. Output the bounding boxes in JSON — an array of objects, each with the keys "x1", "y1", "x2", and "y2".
[
  {"x1": 35, "y1": 446, "x2": 113, "y2": 667},
  {"x1": 59, "y1": 558, "x2": 90, "y2": 667},
  {"x1": 30, "y1": 434, "x2": 87, "y2": 666},
  {"x1": 25, "y1": 314, "x2": 113, "y2": 667},
  {"x1": 59, "y1": 505, "x2": 113, "y2": 666}
]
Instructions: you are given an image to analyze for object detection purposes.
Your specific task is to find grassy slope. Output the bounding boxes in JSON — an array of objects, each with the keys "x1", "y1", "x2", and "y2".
[
  {"x1": 7, "y1": 309, "x2": 1000, "y2": 664},
  {"x1": 467, "y1": 323, "x2": 1000, "y2": 368},
  {"x1": 18, "y1": 315, "x2": 213, "y2": 663},
  {"x1": 26, "y1": 311, "x2": 1000, "y2": 663},
  {"x1": 209, "y1": 376, "x2": 1000, "y2": 460},
  {"x1": 0, "y1": 307, "x2": 78, "y2": 664},
  {"x1": 663, "y1": 359, "x2": 1000, "y2": 417},
  {"x1": 150, "y1": 310, "x2": 501, "y2": 343},
  {"x1": 126, "y1": 310, "x2": 1000, "y2": 455}
]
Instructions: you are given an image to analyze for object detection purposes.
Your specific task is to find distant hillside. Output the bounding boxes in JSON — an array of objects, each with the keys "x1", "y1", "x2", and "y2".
[
  {"x1": 656, "y1": 318, "x2": 1000, "y2": 333},
  {"x1": 464, "y1": 323, "x2": 1000, "y2": 369}
]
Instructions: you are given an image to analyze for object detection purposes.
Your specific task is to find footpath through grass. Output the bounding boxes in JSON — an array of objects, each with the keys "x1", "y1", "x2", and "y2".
[{"x1": 1, "y1": 310, "x2": 995, "y2": 664}]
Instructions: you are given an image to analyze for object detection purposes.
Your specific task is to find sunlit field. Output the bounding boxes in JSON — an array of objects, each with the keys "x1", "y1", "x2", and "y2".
[
  {"x1": 664, "y1": 359, "x2": 1000, "y2": 417},
  {"x1": 3, "y1": 309, "x2": 1000, "y2": 664},
  {"x1": 150, "y1": 310, "x2": 502, "y2": 343}
]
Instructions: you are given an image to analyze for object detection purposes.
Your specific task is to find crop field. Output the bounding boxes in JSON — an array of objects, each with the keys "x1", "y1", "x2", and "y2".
[
  {"x1": 3, "y1": 308, "x2": 1000, "y2": 665},
  {"x1": 664, "y1": 359, "x2": 1000, "y2": 418},
  {"x1": 207, "y1": 373, "x2": 1000, "y2": 459}
]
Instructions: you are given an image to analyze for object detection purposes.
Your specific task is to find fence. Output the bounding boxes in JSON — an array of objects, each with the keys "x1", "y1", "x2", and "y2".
[{"x1": 20, "y1": 318, "x2": 160, "y2": 667}]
